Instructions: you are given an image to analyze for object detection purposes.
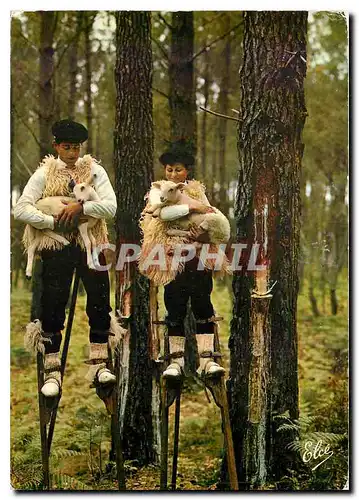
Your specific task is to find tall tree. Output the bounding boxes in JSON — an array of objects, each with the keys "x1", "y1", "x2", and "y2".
[
  {"x1": 114, "y1": 11, "x2": 156, "y2": 464},
  {"x1": 68, "y1": 12, "x2": 83, "y2": 119},
  {"x1": 169, "y1": 12, "x2": 196, "y2": 159},
  {"x1": 84, "y1": 13, "x2": 95, "y2": 153},
  {"x1": 39, "y1": 11, "x2": 57, "y2": 160},
  {"x1": 217, "y1": 14, "x2": 231, "y2": 215},
  {"x1": 228, "y1": 11, "x2": 307, "y2": 488},
  {"x1": 200, "y1": 49, "x2": 210, "y2": 180}
]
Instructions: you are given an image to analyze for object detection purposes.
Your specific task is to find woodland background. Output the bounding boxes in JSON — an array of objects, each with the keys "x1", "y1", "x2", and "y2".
[{"x1": 10, "y1": 11, "x2": 348, "y2": 491}]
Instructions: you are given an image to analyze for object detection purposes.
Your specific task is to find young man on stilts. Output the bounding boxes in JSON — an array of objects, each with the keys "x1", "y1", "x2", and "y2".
[
  {"x1": 139, "y1": 139, "x2": 231, "y2": 380},
  {"x1": 14, "y1": 119, "x2": 118, "y2": 397}
]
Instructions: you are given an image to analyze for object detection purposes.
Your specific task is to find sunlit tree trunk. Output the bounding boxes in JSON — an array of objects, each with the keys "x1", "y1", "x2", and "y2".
[
  {"x1": 200, "y1": 50, "x2": 210, "y2": 181},
  {"x1": 169, "y1": 12, "x2": 196, "y2": 160},
  {"x1": 68, "y1": 12, "x2": 83, "y2": 120},
  {"x1": 39, "y1": 11, "x2": 56, "y2": 160},
  {"x1": 84, "y1": 13, "x2": 95, "y2": 153},
  {"x1": 218, "y1": 14, "x2": 231, "y2": 216}
]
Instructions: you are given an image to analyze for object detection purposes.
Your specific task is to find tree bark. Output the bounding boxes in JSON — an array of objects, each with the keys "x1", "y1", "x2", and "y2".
[
  {"x1": 217, "y1": 15, "x2": 231, "y2": 216},
  {"x1": 114, "y1": 11, "x2": 156, "y2": 464},
  {"x1": 68, "y1": 12, "x2": 83, "y2": 120},
  {"x1": 169, "y1": 12, "x2": 196, "y2": 162},
  {"x1": 200, "y1": 50, "x2": 210, "y2": 180},
  {"x1": 228, "y1": 11, "x2": 307, "y2": 489},
  {"x1": 84, "y1": 13, "x2": 95, "y2": 153},
  {"x1": 39, "y1": 11, "x2": 56, "y2": 160},
  {"x1": 168, "y1": 11, "x2": 198, "y2": 370}
]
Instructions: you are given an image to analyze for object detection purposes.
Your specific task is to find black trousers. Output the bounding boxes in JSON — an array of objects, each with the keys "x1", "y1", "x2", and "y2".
[
  {"x1": 40, "y1": 244, "x2": 111, "y2": 353},
  {"x1": 164, "y1": 266, "x2": 215, "y2": 335}
]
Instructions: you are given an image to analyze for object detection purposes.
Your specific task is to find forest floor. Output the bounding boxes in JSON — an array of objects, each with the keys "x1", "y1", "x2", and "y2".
[{"x1": 10, "y1": 273, "x2": 348, "y2": 491}]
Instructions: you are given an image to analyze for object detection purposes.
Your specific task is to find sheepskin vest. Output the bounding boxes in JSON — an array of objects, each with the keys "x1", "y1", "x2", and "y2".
[
  {"x1": 138, "y1": 179, "x2": 231, "y2": 286},
  {"x1": 22, "y1": 155, "x2": 108, "y2": 252}
]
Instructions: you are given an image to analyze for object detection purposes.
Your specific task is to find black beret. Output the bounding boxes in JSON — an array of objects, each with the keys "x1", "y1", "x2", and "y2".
[
  {"x1": 159, "y1": 138, "x2": 195, "y2": 167},
  {"x1": 52, "y1": 119, "x2": 88, "y2": 144}
]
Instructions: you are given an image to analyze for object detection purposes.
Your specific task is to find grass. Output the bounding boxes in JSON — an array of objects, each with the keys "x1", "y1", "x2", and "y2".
[{"x1": 10, "y1": 271, "x2": 348, "y2": 490}]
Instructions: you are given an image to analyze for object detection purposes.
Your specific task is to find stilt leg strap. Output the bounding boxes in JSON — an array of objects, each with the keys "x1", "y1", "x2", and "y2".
[
  {"x1": 164, "y1": 351, "x2": 185, "y2": 361},
  {"x1": 199, "y1": 351, "x2": 222, "y2": 359},
  {"x1": 196, "y1": 316, "x2": 219, "y2": 324},
  {"x1": 85, "y1": 358, "x2": 108, "y2": 365}
]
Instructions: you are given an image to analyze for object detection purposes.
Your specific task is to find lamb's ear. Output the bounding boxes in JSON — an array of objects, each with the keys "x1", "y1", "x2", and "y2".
[
  {"x1": 176, "y1": 182, "x2": 186, "y2": 191},
  {"x1": 68, "y1": 178, "x2": 76, "y2": 190},
  {"x1": 152, "y1": 181, "x2": 162, "y2": 190}
]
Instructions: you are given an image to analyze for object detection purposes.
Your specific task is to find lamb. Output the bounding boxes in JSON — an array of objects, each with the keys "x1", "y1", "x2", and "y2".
[
  {"x1": 25, "y1": 176, "x2": 100, "y2": 278},
  {"x1": 145, "y1": 180, "x2": 231, "y2": 244}
]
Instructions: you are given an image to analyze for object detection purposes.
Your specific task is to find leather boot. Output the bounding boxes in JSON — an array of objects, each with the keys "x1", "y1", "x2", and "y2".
[
  {"x1": 163, "y1": 336, "x2": 185, "y2": 379},
  {"x1": 196, "y1": 334, "x2": 225, "y2": 378},
  {"x1": 86, "y1": 343, "x2": 116, "y2": 385},
  {"x1": 41, "y1": 352, "x2": 62, "y2": 397}
]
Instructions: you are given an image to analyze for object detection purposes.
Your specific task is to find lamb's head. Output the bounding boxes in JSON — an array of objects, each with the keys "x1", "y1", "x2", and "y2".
[
  {"x1": 71, "y1": 174, "x2": 97, "y2": 203},
  {"x1": 152, "y1": 181, "x2": 185, "y2": 204}
]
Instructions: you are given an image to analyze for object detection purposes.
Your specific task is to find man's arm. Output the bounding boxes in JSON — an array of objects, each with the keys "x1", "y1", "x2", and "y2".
[
  {"x1": 82, "y1": 164, "x2": 117, "y2": 220},
  {"x1": 13, "y1": 167, "x2": 55, "y2": 230}
]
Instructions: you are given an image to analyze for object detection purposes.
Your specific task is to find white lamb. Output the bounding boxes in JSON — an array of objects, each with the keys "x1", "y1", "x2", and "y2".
[
  {"x1": 145, "y1": 181, "x2": 231, "y2": 244},
  {"x1": 25, "y1": 176, "x2": 100, "y2": 278}
]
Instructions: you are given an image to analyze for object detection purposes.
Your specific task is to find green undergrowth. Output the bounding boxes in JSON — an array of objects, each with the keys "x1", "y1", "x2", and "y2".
[{"x1": 10, "y1": 271, "x2": 348, "y2": 490}]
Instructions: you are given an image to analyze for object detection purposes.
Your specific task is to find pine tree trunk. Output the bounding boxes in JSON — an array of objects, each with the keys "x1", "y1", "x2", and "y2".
[
  {"x1": 84, "y1": 14, "x2": 94, "y2": 153},
  {"x1": 114, "y1": 11, "x2": 156, "y2": 464},
  {"x1": 39, "y1": 11, "x2": 56, "y2": 160},
  {"x1": 68, "y1": 12, "x2": 83, "y2": 120},
  {"x1": 200, "y1": 50, "x2": 210, "y2": 180},
  {"x1": 228, "y1": 11, "x2": 307, "y2": 488},
  {"x1": 218, "y1": 15, "x2": 231, "y2": 216},
  {"x1": 169, "y1": 11, "x2": 198, "y2": 371},
  {"x1": 169, "y1": 12, "x2": 196, "y2": 158}
]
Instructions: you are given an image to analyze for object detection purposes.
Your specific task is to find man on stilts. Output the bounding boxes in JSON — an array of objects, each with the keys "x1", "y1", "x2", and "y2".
[
  {"x1": 139, "y1": 139, "x2": 231, "y2": 380},
  {"x1": 14, "y1": 119, "x2": 118, "y2": 397}
]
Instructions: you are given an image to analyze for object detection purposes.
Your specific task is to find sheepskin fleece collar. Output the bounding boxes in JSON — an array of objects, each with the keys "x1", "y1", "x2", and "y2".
[
  {"x1": 22, "y1": 154, "x2": 108, "y2": 252},
  {"x1": 42, "y1": 154, "x2": 94, "y2": 197},
  {"x1": 138, "y1": 179, "x2": 230, "y2": 286}
]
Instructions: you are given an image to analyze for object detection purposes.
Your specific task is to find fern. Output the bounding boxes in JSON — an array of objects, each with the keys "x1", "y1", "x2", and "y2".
[
  {"x1": 52, "y1": 448, "x2": 87, "y2": 460},
  {"x1": 51, "y1": 472, "x2": 92, "y2": 490}
]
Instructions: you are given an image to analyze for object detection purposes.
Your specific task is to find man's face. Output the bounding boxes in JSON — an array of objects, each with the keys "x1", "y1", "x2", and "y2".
[
  {"x1": 53, "y1": 142, "x2": 81, "y2": 166},
  {"x1": 164, "y1": 163, "x2": 188, "y2": 184}
]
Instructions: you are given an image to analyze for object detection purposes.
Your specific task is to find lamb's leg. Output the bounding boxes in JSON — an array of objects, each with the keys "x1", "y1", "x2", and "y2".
[
  {"x1": 26, "y1": 239, "x2": 39, "y2": 279},
  {"x1": 88, "y1": 229, "x2": 98, "y2": 267},
  {"x1": 166, "y1": 229, "x2": 191, "y2": 237},
  {"x1": 78, "y1": 222, "x2": 95, "y2": 269}
]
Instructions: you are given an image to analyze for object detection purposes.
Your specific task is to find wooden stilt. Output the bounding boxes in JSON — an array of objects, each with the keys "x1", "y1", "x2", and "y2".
[
  {"x1": 47, "y1": 270, "x2": 80, "y2": 454},
  {"x1": 36, "y1": 269, "x2": 126, "y2": 491},
  {"x1": 160, "y1": 378, "x2": 169, "y2": 490},
  {"x1": 170, "y1": 389, "x2": 181, "y2": 490},
  {"x1": 37, "y1": 353, "x2": 50, "y2": 490},
  {"x1": 155, "y1": 313, "x2": 239, "y2": 491}
]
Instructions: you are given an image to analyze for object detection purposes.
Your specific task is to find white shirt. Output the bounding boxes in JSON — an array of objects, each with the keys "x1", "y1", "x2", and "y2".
[
  {"x1": 13, "y1": 157, "x2": 117, "y2": 230},
  {"x1": 148, "y1": 182, "x2": 210, "y2": 221}
]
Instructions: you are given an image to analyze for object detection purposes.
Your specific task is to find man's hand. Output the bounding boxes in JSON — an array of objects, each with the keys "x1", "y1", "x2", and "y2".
[
  {"x1": 57, "y1": 200, "x2": 83, "y2": 224},
  {"x1": 188, "y1": 226, "x2": 211, "y2": 243},
  {"x1": 188, "y1": 200, "x2": 215, "y2": 214},
  {"x1": 55, "y1": 201, "x2": 83, "y2": 226}
]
